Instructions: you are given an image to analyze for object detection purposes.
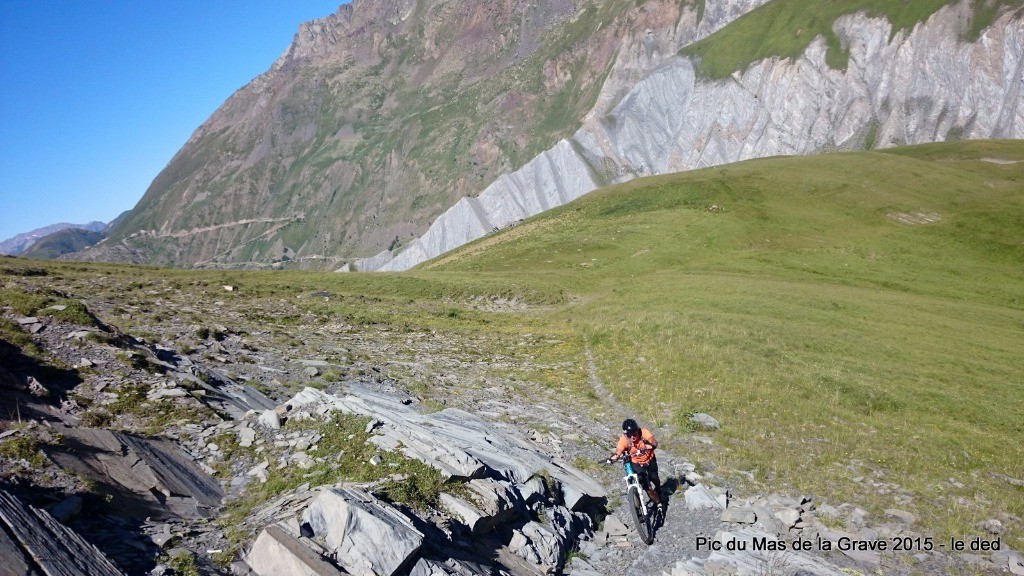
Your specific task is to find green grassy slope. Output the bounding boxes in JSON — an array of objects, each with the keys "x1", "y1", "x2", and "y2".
[{"x1": 425, "y1": 140, "x2": 1024, "y2": 545}]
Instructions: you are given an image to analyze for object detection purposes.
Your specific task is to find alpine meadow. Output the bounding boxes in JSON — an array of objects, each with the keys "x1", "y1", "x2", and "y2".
[{"x1": 3, "y1": 0, "x2": 1024, "y2": 573}]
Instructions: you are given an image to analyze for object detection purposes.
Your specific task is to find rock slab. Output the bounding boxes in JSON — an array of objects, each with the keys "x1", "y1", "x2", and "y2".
[
  {"x1": 0, "y1": 489, "x2": 125, "y2": 576},
  {"x1": 301, "y1": 487, "x2": 424, "y2": 576},
  {"x1": 246, "y1": 523, "x2": 343, "y2": 576}
]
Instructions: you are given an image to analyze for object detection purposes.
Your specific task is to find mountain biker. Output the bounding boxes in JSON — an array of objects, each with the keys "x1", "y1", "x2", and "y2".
[{"x1": 608, "y1": 418, "x2": 663, "y2": 511}]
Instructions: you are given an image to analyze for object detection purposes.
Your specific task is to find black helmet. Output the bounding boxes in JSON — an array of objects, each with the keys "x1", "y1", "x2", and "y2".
[{"x1": 622, "y1": 419, "x2": 639, "y2": 435}]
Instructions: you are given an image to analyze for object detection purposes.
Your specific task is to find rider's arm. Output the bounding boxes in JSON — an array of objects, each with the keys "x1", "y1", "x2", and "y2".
[
  {"x1": 611, "y1": 435, "x2": 628, "y2": 459},
  {"x1": 641, "y1": 429, "x2": 658, "y2": 449}
]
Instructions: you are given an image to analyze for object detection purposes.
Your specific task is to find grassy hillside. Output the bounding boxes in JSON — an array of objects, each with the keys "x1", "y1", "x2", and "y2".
[
  {"x1": 425, "y1": 140, "x2": 1024, "y2": 546},
  {"x1": 4, "y1": 141, "x2": 1021, "y2": 551}
]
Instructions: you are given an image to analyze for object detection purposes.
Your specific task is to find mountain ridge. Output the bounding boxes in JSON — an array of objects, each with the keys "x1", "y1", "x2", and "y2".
[
  {"x1": 360, "y1": 0, "x2": 1024, "y2": 271},
  {"x1": 0, "y1": 221, "x2": 106, "y2": 256},
  {"x1": 70, "y1": 0, "x2": 1024, "y2": 271},
  {"x1": 73, "y1": 0, "x2": 769, "y2": 269}
]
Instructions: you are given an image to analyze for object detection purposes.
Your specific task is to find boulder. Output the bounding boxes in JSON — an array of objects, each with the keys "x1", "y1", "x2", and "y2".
[
  {"x1": 720, "y1": 507, "x2": 756, "y2": 524},
  {"x1": 441, "y1": 478, "x2": 524, "y2": 534},
  {"x1": 684, "y1": 484, "x2": 727, "y2": 510},
  {"x1": 258, "y1": 409, "x2": 281, "y2": 430},
  {"x1": 301, "y1": 487, "x2": 423, "y2": 576},
  {"x1": 688, "y1": 413, "x2": 720, "y2": 430},
  {"x1": 979, "y1": 518, "x2": 1003, "y2": 534},
  {"x1": 509, "y1": 506, "x2": 591, "y2": 574},
  {"x1": 238, "y1": 426, "x2": 257, "y2": 448},
  {"x1": 246, "y1": 523, "x2": 342, "y2": 576},
  {"x1": 884, "y1": 508, "x2": 918, "y2": 525},
  {"x1": 509, "y1": 521, "x2": 563, "y2": 574}
]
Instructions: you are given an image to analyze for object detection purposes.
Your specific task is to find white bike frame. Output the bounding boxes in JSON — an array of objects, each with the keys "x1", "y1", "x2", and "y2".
[{"x1": 624, "y1": 466, "x2": 650, "y2": 518}]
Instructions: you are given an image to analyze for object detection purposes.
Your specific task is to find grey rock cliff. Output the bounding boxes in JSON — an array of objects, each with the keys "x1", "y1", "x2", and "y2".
[{"x1": 359, "y1": 2, "x2": 1024, "y2": 271}]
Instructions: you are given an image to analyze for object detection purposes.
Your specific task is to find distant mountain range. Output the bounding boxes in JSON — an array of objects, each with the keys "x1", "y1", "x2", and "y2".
[{"x1": 0, "y1": 221, "x2": 108, "y2": 257}]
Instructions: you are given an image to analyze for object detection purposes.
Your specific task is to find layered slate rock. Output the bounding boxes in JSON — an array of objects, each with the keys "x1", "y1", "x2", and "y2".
[
  {"x1": 45, "y1": 426, "x2": 224, "y2": 519},
  {"x1": 439, "y1": 478, "x2": 524, "y2": 535},
  {"x1": 239, "y1": 388, "x2": 608, "y2": 575},
  {"x1": 509, "y1": 506, "x2": 595, "y2": 574},
  {"x1": 285, "y1": 387, "x2": 606, "y2": 511},
  {"x1": 0, "y1": 489, "x2": 125, "y2": 576},
  {"x1": 300, "y1": 487, "x2": 424, "y2": 576}
]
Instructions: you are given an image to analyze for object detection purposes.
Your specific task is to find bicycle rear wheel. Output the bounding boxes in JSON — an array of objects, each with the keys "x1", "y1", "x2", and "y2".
[{"x1": 626, "y1": 486, "x2": 654, "y2": 545}]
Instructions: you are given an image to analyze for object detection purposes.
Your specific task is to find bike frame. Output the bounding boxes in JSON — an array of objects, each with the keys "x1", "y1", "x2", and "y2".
[{"x1": 622, "y1": 459, "x2": 650, "y2": 518}]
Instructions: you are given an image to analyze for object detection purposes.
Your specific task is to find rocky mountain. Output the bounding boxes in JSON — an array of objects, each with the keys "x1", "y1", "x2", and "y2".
[
  {"x1": 76, "y1": 0, "x2": 1023, "y2": 271},
  {"x1": 0, "y1": 221, "x2": 106, "y2": 256},
  {"x1": 360, "y1": 0, "x2": 1024, "y2": 270},
  {"x1": 79, "y1": 0, "x2": 767, "y2": 269}
]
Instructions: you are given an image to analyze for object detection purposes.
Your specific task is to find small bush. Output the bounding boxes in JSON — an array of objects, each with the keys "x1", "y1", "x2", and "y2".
[
  {"x1": 107, "y1": 383, "x2": 150, "y2": 415},
  {"x1": 0, "y1": 436, "x2": 46, "y2": 468},
  {"x1": 167, "y1": 550, "x2": 199, "y2": 576},
  {"x1": 80, "y1": 410, "x2": 114, "y2": 428}
]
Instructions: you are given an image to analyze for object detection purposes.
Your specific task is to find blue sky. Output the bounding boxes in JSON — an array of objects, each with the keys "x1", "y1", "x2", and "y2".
[{"x1": 0, "y1": 1, "x2": 343, "y2": 242}]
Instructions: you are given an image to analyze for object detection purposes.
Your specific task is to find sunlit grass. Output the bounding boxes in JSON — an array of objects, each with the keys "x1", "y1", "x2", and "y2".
[
  {"x1": 3, "y1": 140, "x2": 1022, "y2": 549},
  {"x1": 425, "y1": 140, "x2": 1024, "y2": 547}
]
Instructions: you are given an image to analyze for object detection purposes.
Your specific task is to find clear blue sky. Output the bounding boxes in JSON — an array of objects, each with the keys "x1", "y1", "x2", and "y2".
[{"x1": 0, "y1": 1, "x2": 343, "y2": 242}]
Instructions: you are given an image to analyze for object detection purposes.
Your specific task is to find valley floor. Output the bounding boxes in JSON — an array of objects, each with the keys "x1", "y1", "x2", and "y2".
[{"x1": 1, "y1": 260, "x2": 1020, "y2": 575}]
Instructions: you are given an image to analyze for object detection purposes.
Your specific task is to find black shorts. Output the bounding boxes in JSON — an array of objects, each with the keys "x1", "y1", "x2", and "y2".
[{"x1": 634, "y1": 458, "x2": 660, "y2": 490}]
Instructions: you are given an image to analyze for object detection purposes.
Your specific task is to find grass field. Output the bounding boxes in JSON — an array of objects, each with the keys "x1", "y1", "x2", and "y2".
[
  {"x1": 424, "y1": 140, "x2": 1024, "y2": 547},
  {"x1": 3, "y1": 140, "x2": 1022, "y2": 550}
]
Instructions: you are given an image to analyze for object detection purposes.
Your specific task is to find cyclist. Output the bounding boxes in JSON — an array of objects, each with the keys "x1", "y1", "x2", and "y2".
[{"x1": 608, "y1": 418, "x2": 663, "y2": 511}]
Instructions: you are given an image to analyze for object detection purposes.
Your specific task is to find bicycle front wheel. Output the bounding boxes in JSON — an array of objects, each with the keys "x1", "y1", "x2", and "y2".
[{"x1": 626, "y1": 486, "x2": 654, "y2": 545}]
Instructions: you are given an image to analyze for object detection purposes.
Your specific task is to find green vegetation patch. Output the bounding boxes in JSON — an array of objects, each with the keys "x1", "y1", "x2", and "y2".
[
  {"x1": 0, "y1": 436, "x2": 47, "y2": 468},
  {"x1": 682, "y1": 0, "x2": 1022, "y2": 78}
]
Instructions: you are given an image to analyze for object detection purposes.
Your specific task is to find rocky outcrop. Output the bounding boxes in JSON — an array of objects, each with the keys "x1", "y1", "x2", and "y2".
[
  {"x1": 240, "y1": 387, "x2": 607, "y2": 576},
  {"x1": 45, "y1": 426, "x2": 225, "y2": 520},
  {"x1": 301, "y1": 487, "x2": 424, "y2": 576},
  {"x1": 359, "y1": 2, "x2": 1024, "y2": 271},
  {"x1": 284, "y1": 386, "x2": 606, "y2": 509},
  {"x1": 0, "y1": 489, "x2": 125, "y2": 576},
  {"x1": 246, "y1": 523, "x2": 343, "y2": 576}
]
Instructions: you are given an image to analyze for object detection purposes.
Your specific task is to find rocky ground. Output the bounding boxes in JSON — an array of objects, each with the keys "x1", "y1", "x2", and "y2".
[{"x1": 1, "y1": 266, "x2": 1022, "y2": 575}]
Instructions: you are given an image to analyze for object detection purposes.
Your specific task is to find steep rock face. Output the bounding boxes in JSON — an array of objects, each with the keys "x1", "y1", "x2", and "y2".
[
  {"x1": 96, "y1": 0, "x2": 749, "y2": 269},
  {"x1": 361, "y1": 2, "x2": 1024, "y2": 271}
]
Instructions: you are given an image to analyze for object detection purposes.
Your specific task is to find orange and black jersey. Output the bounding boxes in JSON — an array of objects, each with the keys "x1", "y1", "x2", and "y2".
[{"x1": 614, "y1": 428, "x2": 657, "y2": 465}]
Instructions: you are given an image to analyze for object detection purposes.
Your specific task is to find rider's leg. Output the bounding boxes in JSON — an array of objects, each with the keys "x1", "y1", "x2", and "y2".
[
  {"x1": 639, "y1": 464, "x2": 662, "y2": 506},
  {"x1": 647, "y1": 460, "x2": 663, "y2": 507}
]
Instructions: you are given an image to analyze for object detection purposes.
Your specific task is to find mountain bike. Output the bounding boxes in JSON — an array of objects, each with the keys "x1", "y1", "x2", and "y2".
[{"x1": 604, "y1": 453, "x2": 662, "y2": 545}]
